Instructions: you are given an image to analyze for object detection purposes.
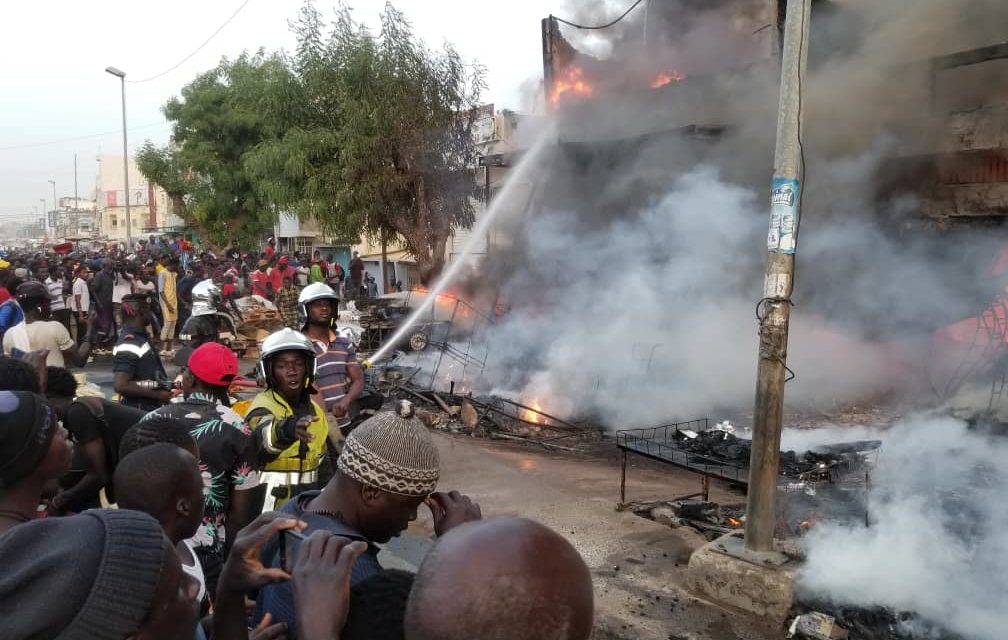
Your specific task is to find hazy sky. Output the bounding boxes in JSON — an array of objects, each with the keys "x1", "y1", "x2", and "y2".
[{"x1": 0, "y1": 0, "x2": 553, "y2": 223}]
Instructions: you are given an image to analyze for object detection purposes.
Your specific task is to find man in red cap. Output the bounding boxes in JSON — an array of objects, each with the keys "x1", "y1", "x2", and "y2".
[{"x1": 140, "y1": 341, "x2": 262, "y2": 596}]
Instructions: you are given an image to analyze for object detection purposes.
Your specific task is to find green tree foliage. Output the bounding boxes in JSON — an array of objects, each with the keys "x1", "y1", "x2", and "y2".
[
  {"x1": 137, "y1": 52, "x2": 300, "y2": 248},
  {"x1": 245, "y1": 1, "x2": 486, "y2": 282}
]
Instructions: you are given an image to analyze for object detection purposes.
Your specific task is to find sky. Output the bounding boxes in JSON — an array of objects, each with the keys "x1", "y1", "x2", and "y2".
[{"x1": 0, "y1": 0, "x2": 554, "y2": 224}]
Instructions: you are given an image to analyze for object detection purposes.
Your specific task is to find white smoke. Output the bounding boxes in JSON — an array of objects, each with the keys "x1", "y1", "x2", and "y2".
[
  {"x1": 798, "y1": 416, "x2": 1008, "y2": 640},
  {"x1": 479, "y1": 166, "x2": 908, "y2": 426}
]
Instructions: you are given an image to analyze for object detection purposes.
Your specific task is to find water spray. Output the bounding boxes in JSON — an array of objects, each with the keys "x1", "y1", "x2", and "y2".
[{"x1": 365, "y1": 129, "x2": 555, "y2": 368}]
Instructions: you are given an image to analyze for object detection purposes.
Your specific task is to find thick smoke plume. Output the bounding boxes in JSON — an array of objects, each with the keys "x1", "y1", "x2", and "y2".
[
  {"x1": 465, "y1": 0, "x2": 1008, "y2": 425},
  {"x1": 797, "y1": 416, "x2": 1008, "y2": 640}
]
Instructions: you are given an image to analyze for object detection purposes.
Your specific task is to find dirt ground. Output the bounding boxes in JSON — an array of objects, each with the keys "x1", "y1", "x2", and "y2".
[{"x1": 399, "y1": 430, "x2": 784, "y2": 640}]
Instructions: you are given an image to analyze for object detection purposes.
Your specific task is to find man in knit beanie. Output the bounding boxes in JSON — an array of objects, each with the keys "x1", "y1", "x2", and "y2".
[
  {"x1": 256, "y1": 400, "x2": 482, "y2": 639},
  {"x1": 0, "y1": 509, "x2": 201, "y2": 640},
  {"x1": 0, "y1": 390, "x2": 72, "y2": 534}
]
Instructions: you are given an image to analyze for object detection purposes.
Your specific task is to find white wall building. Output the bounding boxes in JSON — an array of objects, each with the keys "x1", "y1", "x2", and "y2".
[{"x1": 95, "y1": 155, "x2": 185, "y2": 242}]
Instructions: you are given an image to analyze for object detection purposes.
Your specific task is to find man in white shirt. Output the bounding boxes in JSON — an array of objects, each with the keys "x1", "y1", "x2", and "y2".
[
  {"x1": 71, "y1": 265, "x2": 91, "y2": 346},
  {"x1": 112, "y1": 263, "x2": 134, "y2": 331},
  {"x1": 3, "y1": 281, "x2": 94, "y2": 367}
]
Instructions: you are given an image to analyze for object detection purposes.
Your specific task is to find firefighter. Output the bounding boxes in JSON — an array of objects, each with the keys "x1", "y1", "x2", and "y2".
[
  {"x1": 245, "y1": 328, "x2": 328, "y2": 510},
  {"x1": 178, "y1": 279, "x2": 222, "y2": 348}
]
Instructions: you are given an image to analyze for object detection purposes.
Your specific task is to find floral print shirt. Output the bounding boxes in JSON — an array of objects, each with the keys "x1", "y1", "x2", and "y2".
[{"x1": 143, "y1": 392, "x2": 261, "y2": 555}]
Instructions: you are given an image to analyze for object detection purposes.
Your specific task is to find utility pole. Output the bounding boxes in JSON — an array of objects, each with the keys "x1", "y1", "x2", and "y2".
[
  {"x1": 74, "y1": 153, "x2": 79, "y2": 236},
  {"x1": 48, "y1": 180, "x2": 57, "y2": 237},
  {"x1": 744, "y1": 0, "x2": 811, "y2": 553}
]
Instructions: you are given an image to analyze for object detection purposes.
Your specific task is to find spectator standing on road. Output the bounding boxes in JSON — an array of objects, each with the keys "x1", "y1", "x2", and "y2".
[
  {"x1": 270, "y1": 256, "x2": 290, "y2": 298},
  {"x1": 348, "y1": 251, "x2": 364, "y2": 301},
  {"x1": 71, "y1": 264, "x2": 91, "y2": 345},
  {"x1": 159, "y1": 259, "x2": 179, "y2": 355},
  {"x1": 251, "y1": 259, "x2": 273, "y2": 299},
  {"x1": 3, "y1": 282, "x2": 93, "y2": 368},
  {"x1": 92, "y1": 260, "x2": 116, "y2": 349},
  {"x1": 112, "y1": 262, "x2": 134, "y2": 331},
  {"x1": 113, "y1": 293, "x2": 171, "y2": 412},
  {"x1": 275, "y1": 276, "x2": 301, "y2": 330},
  {"x1": 43, "y1": 266, "x2": 70, "y2": 333},
  {"x1": 142, "y1": 342, "x2": 263, "y2": 595}
]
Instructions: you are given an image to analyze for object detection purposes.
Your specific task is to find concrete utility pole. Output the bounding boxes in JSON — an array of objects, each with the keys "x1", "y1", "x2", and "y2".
[{"x1": 744, "y1": 0, "x2": 811, "y2": 553}]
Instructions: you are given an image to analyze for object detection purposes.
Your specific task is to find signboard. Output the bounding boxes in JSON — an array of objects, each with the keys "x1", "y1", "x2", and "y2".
[
  {"x1": 767, "y1": 177, "x2": 801, "y2": 254},
  {"x1": 105, "y1": 189, "x2": 150, "y2": 207}
]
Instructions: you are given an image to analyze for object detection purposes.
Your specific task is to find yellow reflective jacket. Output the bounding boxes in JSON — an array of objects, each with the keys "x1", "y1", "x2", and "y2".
[{"x1": 246, "y1": 389, "x2": 328, "y2": 474}]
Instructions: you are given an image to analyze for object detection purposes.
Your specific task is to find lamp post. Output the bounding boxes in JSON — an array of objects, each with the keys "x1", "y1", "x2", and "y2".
[
  {"x1": 48, "y1": 179, "x2": 57, "y2": 236},
  {"x1": 105, "y1": 66, "x2": 131, "y2": 244}
]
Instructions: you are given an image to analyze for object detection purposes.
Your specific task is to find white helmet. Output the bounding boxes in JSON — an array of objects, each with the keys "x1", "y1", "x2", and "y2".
[
  {"x1": 191, "y1": 279, "x2": 221, "y2": 317},
  {"x1": 298, "y1": 282, "x2": 339, "y2": 328},
  {"x1": 259, "y1": 328, "x2": 318, "y2": 388}
]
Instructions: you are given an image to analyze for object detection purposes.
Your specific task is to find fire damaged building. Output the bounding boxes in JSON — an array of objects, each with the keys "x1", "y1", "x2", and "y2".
[{"x1": 502, "y1": 0, "x2": 1008, "y2": 409}]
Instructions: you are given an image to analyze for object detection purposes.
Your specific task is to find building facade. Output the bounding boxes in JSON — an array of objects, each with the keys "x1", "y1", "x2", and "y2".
[{"x1": 95, "y1": 155, "x2": 185, "y2": 242}]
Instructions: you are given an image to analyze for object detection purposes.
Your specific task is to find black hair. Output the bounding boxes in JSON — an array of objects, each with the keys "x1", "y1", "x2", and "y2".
[
  {"x1": 119, "y1": 416, "x2": 198, "y2": 460},
  {"x1": 114, "y1": 442, "x2": 200, "y2": 515},
  {"x1": 45, "y1": 367, "x2": 78, "y2": 399},
  {"x1": 0, "y1": 356, "x2": 40, "y2": 393},
  {"x1": 343, "y1": 569, "x2": 415, "y2": 640}
]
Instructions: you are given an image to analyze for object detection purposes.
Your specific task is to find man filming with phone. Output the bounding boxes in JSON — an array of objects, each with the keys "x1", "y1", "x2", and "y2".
[{"x1": 254, "y1": 399, "x2": 481, "y2": 639}]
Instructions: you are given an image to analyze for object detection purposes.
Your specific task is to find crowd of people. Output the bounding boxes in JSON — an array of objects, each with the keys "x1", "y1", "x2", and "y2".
[{"x1": 0, "y1": 235, "x2": 595, "y2": 640}]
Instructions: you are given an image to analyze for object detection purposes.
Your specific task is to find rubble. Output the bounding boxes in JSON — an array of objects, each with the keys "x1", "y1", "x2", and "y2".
[{"x1": 790, "y1": 603, "x2": 969, "y2": 640}]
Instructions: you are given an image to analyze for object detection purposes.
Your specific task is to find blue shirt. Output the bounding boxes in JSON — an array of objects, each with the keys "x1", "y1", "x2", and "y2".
[{"x1": 255, "y1": 490, "x2": 382, "y2": 639}]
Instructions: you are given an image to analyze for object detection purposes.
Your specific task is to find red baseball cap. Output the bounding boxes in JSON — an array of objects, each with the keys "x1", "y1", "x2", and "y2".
[
  {"x1": 175, "y1": 343, "x2": 241, "y2": 387},
  {"x1": 278, "y1": 256, "x2": 289, "y2": 265}
]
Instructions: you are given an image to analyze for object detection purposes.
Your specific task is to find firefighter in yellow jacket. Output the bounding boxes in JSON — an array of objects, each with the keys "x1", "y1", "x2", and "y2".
[{"x1": 246, "y1": 328, "x2": 328, "y2": 509}]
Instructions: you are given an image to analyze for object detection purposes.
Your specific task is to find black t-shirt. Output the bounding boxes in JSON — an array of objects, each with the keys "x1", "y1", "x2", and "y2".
[
  {"x1": 63, "y1": 398, "x2": 147, "y2": 506},
  {"x1": 113, "y1": 327, "x2": 168, "y2": 411}
]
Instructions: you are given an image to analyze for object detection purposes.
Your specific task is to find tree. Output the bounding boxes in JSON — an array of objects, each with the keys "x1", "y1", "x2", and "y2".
[
  {"x1": 245, "y1": 1, "x2": 486, "y2": 282},
  {"x1": 137, "y1": 52, "x2": 299, "y2": 249}
]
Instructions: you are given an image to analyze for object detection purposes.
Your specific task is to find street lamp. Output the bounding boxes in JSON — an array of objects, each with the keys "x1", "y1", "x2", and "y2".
[
  {"x1": 105, "y1": 65, "x2": 131, "y2": 245},
  {"x1": 48, "y1": 179, "x2": 57, "y2": 236}
]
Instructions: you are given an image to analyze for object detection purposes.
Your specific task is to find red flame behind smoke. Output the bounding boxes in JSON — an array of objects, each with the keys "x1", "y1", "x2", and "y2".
[
  {"x1": 550, "y1": 65, "x2": 594, "y2": 106},
  {"x1": 651, "y1": 70, "x2": 686, "y2": 88}
]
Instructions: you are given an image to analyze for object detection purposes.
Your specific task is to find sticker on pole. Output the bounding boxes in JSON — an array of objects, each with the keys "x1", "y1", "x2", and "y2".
[{"x1": 767, "y1": 177, "x2": 800, "y2": 254}]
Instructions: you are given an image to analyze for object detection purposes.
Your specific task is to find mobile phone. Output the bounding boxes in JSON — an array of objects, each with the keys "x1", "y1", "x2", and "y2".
[{"x1": 280, "y1": 529, "x2": 307, "y2": 571}]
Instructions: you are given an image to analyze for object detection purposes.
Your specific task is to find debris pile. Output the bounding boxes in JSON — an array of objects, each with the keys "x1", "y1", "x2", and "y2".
[
  {"x1": 628, "y1": 499, "x2": 746, "y2": 540},
  {"x1": 372, "y1": 366, "x2": 601, "y2": 452},
  {"x1": 788, "y1": 604, "x2": 967, "y2": 640}
]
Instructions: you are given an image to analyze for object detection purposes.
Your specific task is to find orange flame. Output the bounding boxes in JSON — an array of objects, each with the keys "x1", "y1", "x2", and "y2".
[
  {"x1": 726, "y1": 517, "x2": 743, "y2": 528},
  {"x1": 550, "y1": 66, "x2": 593, "y2": 106},
  {"x1": 523, "y1": 400, "x2": 544, "y2": 424},
  {"x1": 651, "y1": 71, "x2": 686, "y2": 89}
]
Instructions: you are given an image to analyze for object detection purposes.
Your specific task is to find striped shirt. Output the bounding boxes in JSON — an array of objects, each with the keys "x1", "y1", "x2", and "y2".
[
  {"x1": 310, "y1": 331, "x2": 359, "y2": 427},
  {"x1": 45, "y1": 277, "x2": 66, "y2": 311}
]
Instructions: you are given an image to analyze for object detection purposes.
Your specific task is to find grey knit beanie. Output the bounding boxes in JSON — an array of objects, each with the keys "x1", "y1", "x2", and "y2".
[
  {"x1": 0, "y1": 509, "x2": 167, "y2": 640},
  {"x1": 338, "y1": 400, "x2": 440, "y2": 496}
]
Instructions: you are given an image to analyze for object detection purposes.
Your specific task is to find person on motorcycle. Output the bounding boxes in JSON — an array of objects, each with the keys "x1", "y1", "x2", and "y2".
[
  {"x1": 245, "y1": 328, "x2": 328, "y2": 510},
  {"x1": 179, "y1": 279, "x2": 223, "y2": 348}
]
